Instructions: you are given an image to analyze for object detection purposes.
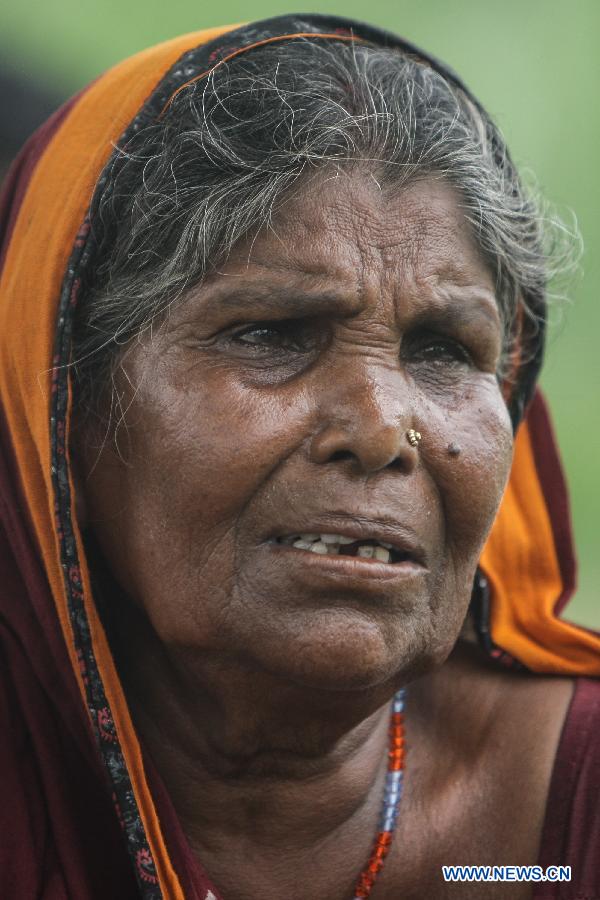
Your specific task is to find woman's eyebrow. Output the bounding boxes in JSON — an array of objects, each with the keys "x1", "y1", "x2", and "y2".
[
  {"x1": 414, "y1": 298, "x2": 501, "y2": 330},
  {"x1": 196, "y1": 283, "x2": 362, "y2": 316}
]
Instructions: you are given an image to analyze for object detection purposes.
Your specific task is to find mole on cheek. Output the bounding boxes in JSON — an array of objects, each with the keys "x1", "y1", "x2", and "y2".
[{"x1": 447, "y1": 443, "x2": 461, "y2": 457}]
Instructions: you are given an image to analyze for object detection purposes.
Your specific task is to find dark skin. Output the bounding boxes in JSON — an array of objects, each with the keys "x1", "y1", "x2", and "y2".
[{"x1": 75, "y1": 176, "x2": 574, "y2": 899}]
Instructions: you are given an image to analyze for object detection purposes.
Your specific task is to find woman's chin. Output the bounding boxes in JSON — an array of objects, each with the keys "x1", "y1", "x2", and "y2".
[{"x1": 244, "y1": 611, "x2": 435, "y2": 692}]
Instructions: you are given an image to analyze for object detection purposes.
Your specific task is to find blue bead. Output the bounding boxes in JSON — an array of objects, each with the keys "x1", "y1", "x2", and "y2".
[
  {"x1": 382, "y1": 801, "x2": 400, "y2": 818},
  {"x1": 384, "y1": 782, "x2": 402, "y2": 795},
  {"x1": 383, "y1": 806, "x2": 400, "y2": 822},
  {"x1": 385, "y1": 773, "x2": 403, "y2": 789},
  {"x1": 392, "y1": 688, "x2": 406, "y2": 713}
]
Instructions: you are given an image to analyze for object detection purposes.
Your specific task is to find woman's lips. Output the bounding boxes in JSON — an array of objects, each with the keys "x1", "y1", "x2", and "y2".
[
  {"x1": 270, "y1": 541, "x2": 426, "y2": 583},
  {"x1": 274, "y1": 522, "x2": 426, "y2": 563},
  {"x1": 277, "y1": 534, "x2": 409, "y2": 564},
  {"x1": 268, "y1": 521, "x2": 427, "y2": 582}
]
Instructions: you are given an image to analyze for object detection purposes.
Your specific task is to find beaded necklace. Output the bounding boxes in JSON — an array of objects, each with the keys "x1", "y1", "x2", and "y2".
[{"x1": 351, "y1": 688, "x2": 406, "y2": 899}]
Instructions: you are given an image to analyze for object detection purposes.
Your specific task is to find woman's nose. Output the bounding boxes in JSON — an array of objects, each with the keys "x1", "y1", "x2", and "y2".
[{"x1": 308, "y1": 370, "x2": 419, "y2": 475}]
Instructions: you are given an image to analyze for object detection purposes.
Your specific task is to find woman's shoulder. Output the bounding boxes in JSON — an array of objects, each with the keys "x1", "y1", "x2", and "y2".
[
  {"x1": 532, "y1": 674, "x2": 600, "y2": 810},
  {"x1": 462, "y1": 666, "x2": 600, "y2": 898},
  {"x1": 554, "y1": 676, "x2": 600, "y2": 762},
  {"x1": 534, "y1": 677, "x2": 600, "y2": 898}
]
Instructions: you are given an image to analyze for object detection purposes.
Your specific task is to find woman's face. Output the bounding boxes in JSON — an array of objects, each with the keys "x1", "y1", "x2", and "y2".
[{"x1": 77, "y1": 175, "x2": 513, "y2": 692}]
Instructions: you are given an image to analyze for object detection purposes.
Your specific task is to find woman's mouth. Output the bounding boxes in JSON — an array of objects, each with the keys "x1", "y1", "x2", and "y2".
[{"x1": 276, "y1": 533, "x2": 416, "y2": 565}]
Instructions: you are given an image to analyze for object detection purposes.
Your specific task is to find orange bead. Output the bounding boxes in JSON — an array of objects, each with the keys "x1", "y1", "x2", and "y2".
[{"x1": 388, "y1": 750, "x2": 404, "y2": 762}]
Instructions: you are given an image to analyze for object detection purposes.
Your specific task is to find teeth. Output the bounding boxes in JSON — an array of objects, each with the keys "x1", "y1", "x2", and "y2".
[
  {"x1": 310, "y1": 541, "x2": 329, "y2": 555},
  {"x1": 357, "y1": 545, "x2": 375, "y2": 559},
  {"x1": 291, "y1": 539, "x2": 340, "y2": 555},
  {"x1": 320, "y1": 533, "x2": 355, "y2": 544},
  {"x1": 374, "y1": 546, "x2": 391, "y2": 563},
  {"x1": 287, "y1": 534, "x2": 396, "y2": 564}
]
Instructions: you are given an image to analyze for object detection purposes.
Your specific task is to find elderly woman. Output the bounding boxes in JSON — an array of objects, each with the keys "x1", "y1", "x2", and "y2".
[{"x1": 0, "y1": 13, "x2": 598, "y2": 900}]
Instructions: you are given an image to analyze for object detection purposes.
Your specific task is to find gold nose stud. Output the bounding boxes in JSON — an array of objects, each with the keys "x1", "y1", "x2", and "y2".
[{"x1": 407, "y1": 429, "x2": 422, "y2": 448}]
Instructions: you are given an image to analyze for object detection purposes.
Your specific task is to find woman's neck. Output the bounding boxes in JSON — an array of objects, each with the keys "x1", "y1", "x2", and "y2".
[
  {"x1": 121, "y1": 629, "x2": 397, "y2": 851},
  {"x1": 103, "y1": 583, "x2": 574, "y2": 900}
]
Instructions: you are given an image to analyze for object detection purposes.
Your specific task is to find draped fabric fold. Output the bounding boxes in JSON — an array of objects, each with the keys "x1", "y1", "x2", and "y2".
[{"x1": 0, "y1": 14, "x2": 597, "y2": 898}]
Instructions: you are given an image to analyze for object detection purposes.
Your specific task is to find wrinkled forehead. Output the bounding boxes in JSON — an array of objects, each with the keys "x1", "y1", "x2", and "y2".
[{"x1": 207, "y1": 172, "x2": 498, "y2": 319}]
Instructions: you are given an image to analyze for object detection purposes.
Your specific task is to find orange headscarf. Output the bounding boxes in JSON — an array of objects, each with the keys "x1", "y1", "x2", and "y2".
[{"x1": 0, "y1": 15, "x2": 597, "y2": 898}]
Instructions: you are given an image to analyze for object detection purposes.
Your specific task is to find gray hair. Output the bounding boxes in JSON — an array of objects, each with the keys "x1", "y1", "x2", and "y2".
[{"x1": 72, "y1": 37, "x2": 573, "y2": 433}]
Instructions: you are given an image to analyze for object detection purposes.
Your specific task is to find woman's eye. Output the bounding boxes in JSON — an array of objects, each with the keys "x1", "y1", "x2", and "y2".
[
  {"x1": 230, "y1": 320, "x2": 322, "y2": 354},
  {"x1": 409, "y1": 336, "x2": 471, "y2": 366}
]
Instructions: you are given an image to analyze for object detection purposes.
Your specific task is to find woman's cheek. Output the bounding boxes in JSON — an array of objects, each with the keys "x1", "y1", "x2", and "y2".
[{"x1": 419, "y1": 380, "x2": 513, "y2": 558}]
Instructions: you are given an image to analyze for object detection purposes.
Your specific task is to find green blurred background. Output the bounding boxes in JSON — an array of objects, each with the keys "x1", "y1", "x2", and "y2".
[{"x1": 1, "y1": 0, "x2": 597, "y2": 628}]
